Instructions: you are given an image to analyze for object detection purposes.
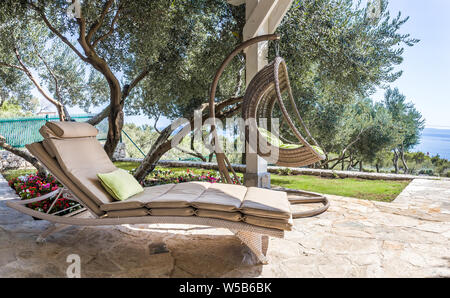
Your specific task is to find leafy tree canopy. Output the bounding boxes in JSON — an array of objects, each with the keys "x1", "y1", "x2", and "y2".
[{"x1": 0, "y1": 97, "x2": 38, "y2": 118}]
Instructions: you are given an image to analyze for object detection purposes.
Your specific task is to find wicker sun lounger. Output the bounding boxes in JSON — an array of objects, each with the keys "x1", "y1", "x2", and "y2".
[{"x1": 6, "y1": 121, "x2": 328, "y2": 264}]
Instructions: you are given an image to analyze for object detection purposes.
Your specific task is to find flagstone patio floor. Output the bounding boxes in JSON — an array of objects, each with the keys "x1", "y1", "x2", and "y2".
[{"x1": 0, "y1": 175, "x2": 448, "y2": 278}]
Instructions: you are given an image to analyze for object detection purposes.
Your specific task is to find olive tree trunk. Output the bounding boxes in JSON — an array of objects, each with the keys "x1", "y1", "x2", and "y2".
[
  {"x1": 399, "y1": 144, "x2": 409, "y2": 174},
  {"x1": 134, "y1": 98, "x2": 242, "y2": 182},
  {"x1": 392, "y1": 149, "x2": 399, "y2": 174}
]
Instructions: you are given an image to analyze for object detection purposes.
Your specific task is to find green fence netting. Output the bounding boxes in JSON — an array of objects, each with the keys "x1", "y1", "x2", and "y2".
[{"x1": 0, "y1": 115, "x2": 108, "y2": 148}]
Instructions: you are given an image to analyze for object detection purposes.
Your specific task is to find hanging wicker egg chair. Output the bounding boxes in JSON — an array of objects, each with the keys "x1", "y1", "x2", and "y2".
[{"x1": 242, "y1": 57, "x2": 325, "y2": 167}]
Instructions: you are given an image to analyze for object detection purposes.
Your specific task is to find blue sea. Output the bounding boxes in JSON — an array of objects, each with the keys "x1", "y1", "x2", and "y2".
[{"x1": 413, "y1": 128, "x2": 450, "y2": 159}]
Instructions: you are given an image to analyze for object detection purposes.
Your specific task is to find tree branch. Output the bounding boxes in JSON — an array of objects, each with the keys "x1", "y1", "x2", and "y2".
[
  {"x1": 320, "y1": 128, "x2": 366, "y2": 168},
  {"x1": 217, "y1": 96, "x2": 243, "y2": 111},
  {"x1": 75, "y1": 15, "x2": 93, "y2": 56},
  {"x1": 122, "y1": 66, "x2": 152, "y2": 102},
  {"x1": 31, "y1": 42, "x2": 63, "y2": 104},
  {"x1": 330, "y1": 155, "x2": 350, "y2": 169},
  {"x1": 13, "y1": 47, "x2": 66, "y2": 121},
  {"x1": 218, "y1": 103, "x2": 242, "y2": 119},
  {"x1": 86, "y1": 0, "x2": 115, "y2": 43},
  {"x1": 92, "y1": 7, "x2": 122, "y2": 48},
  {"x1": 174, "y1": 146, "x2": 207, "y2": 162},
  {"x1": 85, "y1": 105, "x2": 110, "y2": 126},
  {"x1": 153, "y1": 114, "x2": 161, "y2": 134},
  {"x1": 0, "y1": 62, "x2": 25, "y2": 72},
  {"x1": 28, "y1": 2, "x2": 89, "y2": 63}
]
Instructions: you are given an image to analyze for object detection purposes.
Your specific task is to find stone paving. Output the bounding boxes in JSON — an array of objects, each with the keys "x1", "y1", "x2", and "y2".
[{"x1": 0, "y1": 175, "x2": 449, "y2": 278}]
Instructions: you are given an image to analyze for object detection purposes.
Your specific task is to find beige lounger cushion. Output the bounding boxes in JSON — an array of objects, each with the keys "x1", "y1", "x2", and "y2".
[
  {"x1": 46, "y1": 121, "x2": 99, "y2": 138},
  {"x1": 100, "y1": 184, "x2": 176, "y2": 211},
  {"x1": 40, "y1": 127, "x2": 62, "y2": 157},
  {"x1": 149, "y1": 208, "x2": 195, "y2": 216},
  {"x1": 241, "y1": 187, "x2": 291, "y2": 219},
  {"x1": 42, "y1": 139, "x2": 56, "y2": 158},
  {"x1": 103, "y1": 182, "x2": 290, "y2": 220},
  {"x1": 46, "y1": 137, "x2": 117, "y2": 206},
  {"x1": 146, "y1": 182, "x2": 211, "y2": 208},
  {"x1": 101, "y1": 181, "x2": 293, "y2": 230},
  {"x1": 107, "y1": 208, "x2": 149, "y2": 218},
  {"x1": 26, "y1": 143, "x2": 104, "y2": 216},
  {"x1": 244, "y1": 215, "x2": 292, "y2": 231},
  {"x1": 192, "y1": 183, "x2": 248, "y2": 212},
  {"x1": 39, "y1": 125, "x2": 60, "y2": 139},
  {"x1": 196, "y1": 210, "x2": 242, "y2": 222},
  {"x1": 101, "y1": 182, "x2": 292, "y2": 229}
]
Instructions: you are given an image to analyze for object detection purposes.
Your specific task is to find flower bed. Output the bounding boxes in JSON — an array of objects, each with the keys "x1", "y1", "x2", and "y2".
[
  {"x1": 8, "y1": 173, "x2": 81, "y2": 216},
  {"x1": 142, "y1": 169, "x2": 242, "y2": 186}
]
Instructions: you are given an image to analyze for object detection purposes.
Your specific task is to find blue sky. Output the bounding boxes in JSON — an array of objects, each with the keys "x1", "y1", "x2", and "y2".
[
  {"x1": 63, "y1": 0, "x2": 450, "y2": 129},
  {"x1": 372, "y1": 0, "x2": 450, "y2": 128}
]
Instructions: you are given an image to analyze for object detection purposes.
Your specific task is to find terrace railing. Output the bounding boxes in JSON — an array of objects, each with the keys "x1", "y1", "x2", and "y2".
[
  {"x1": 0, "y1": 115, "x2": 152, "y2": 160},
  {"x1": 0, "y1": 115, "x2": 107, "y2": 148}
]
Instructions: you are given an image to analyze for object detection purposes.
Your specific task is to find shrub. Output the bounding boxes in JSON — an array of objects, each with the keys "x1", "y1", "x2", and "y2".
[
  {"x1": 331, "y1": 171, "x2": 339, "y2": 179},
  {"x1": 143, "y1": 168, "x2": 242, "y2": 187},
  {"x1": 436, "y1": 165, "x2": 450, "y2": 176},
  {"x1": 418, "y1": 169, "x2": 434, "y2": 176},
  {"x1": 277, "y1": 168, "x2": 293, "y2": 176}
]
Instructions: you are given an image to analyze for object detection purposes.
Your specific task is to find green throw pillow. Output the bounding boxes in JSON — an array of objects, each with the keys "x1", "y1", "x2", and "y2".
[
  {"x1": 97, "y1": 169, "x2": 144, "y2": 201},
  {"x1": 280, "y1": 143, "x2": 301, "y2": 149},
  {"x1": 259, "y1": 127, "x2": 324, "y2": 155},
  {"x1": 312, "y1": 145, "x2": 325, "y2": 156},
  {"x1": 258, "y1": 127, "x2": 283, "y2": 147}
]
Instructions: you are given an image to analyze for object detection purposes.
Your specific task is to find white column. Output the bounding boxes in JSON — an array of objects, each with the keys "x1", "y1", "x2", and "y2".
[{"x1": 244, "y1": 0, "x2": 271, "y2": 188}]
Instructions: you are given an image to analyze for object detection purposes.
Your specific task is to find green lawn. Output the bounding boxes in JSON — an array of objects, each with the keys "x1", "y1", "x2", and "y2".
[
  {"x1": 2, "y1": 162, "x2": 410, "y2": 202},
  {"x1": 270, "y1": 175, "x2": 410, "y2": 202},
  {"x1": 113, "y1": 161, "x2": 140, "y2": 172}
]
